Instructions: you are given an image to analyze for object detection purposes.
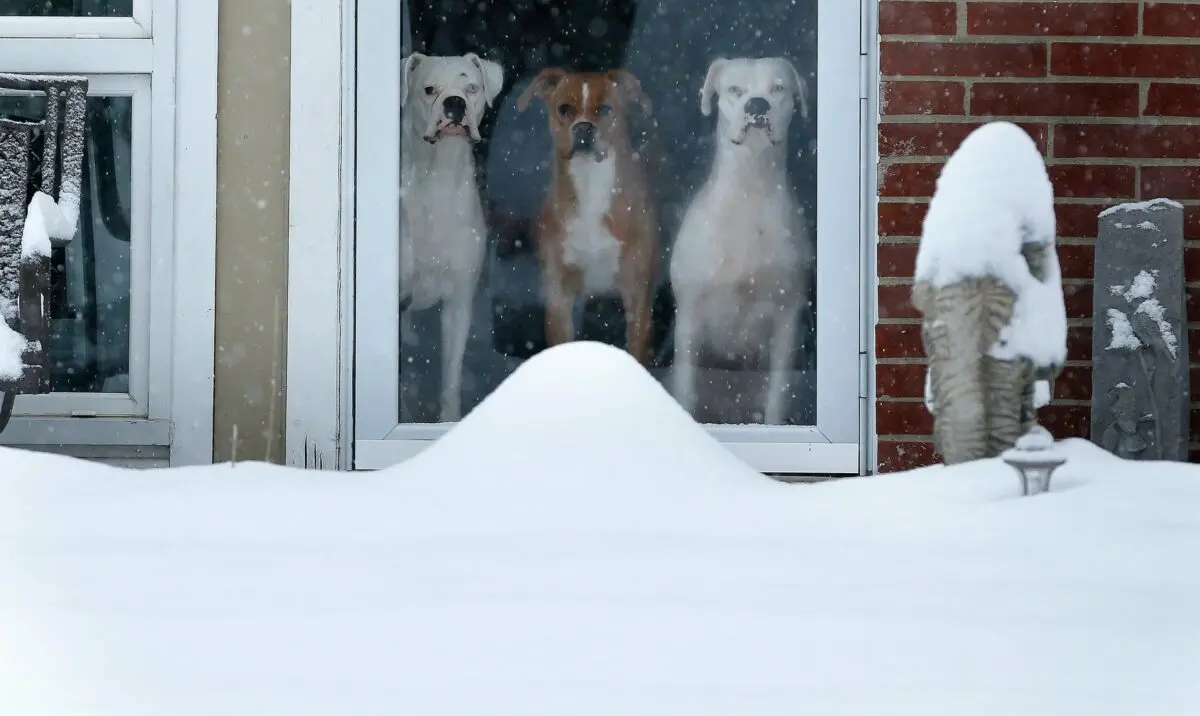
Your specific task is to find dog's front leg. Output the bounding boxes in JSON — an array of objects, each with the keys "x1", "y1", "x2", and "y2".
[
  {"x1": 543, "y1": 272, "x2": 577, "y2": 347},
  {"x1": 439, "y1": 296, "x2": 472, "y2": 422},
  {"x1": 764, "y1": 302, "x2": 800, "y2": 425},
  {"x1": 619, "y1": 275, "x2": 654, "y2": 366},
  {"x1": 672, "y1": 297, "x2": 699, "y2": 418}
]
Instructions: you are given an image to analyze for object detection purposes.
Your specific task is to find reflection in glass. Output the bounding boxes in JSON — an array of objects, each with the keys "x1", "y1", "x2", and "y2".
[
  {"x1": 0, "y1": 94, "x2": 132, "y2": 393},
  {"x1": 0, "y1": 0, "x2": 131, "y2": 17},
  {"x1": 398, "y1": 0, "x2": 817, "y2": 425}
]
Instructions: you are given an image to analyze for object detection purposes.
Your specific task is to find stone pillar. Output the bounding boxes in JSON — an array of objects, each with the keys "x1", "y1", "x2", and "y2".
[{"x1": 1091, "y1": 199, "x2": 1189, "y2": 462}]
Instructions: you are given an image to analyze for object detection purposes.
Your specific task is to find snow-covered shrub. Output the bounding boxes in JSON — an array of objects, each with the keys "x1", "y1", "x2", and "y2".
[{"x1": 912, "y1": 121, "x2": 1067, "y2": 464}]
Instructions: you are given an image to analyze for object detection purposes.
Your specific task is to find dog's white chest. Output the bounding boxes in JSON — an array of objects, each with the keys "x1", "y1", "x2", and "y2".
[{"x1": 564, "y1": 156, "x2": 621, "y2": 293}]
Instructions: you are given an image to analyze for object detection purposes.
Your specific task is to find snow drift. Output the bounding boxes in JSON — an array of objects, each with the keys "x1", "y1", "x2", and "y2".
[{"x1": 2, "y1": 342, "x2": 1199, "y2": 716}]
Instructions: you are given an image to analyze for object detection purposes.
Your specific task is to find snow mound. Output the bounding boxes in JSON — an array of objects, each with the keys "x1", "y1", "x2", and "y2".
[
  {"x1": 396, "y1": 341, "x2": 771, "y2": 492},
  {"x1": 916, "y1": 121, "x2": 1067, "y2": 368},
  {"x1": 3, "y1": 423, "x2": 1200, "y2": 714}
]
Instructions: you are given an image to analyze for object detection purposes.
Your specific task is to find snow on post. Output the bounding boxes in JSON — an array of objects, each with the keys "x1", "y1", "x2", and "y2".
[
  {"x1": 0, "y1": 117, "x2": 34, "y2": 387},
  {"x1": 911, "y1": 121, "x2": 1067, "y2": 465},
  {"x1": 0, "y1": 74, "x2": 88, "y2": 396}
]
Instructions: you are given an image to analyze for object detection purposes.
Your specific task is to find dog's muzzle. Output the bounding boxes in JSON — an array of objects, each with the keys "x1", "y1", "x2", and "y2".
[
  {"x1": 571, "y1": 121, "x2": 598, "y2": 156},
  {"x1": 744, "y1": 97, "x2": 771, "y2": 129},
  {"x1": 443, "y1": 95, "x2": 466, "y2": 124}
]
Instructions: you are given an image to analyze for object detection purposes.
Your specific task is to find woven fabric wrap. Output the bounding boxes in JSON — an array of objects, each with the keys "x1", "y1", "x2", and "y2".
[{"x1": 912, "y1": 242, "x2": 1061, "y2": 465}]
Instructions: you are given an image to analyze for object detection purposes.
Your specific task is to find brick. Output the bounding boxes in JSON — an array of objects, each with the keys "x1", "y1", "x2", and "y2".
[
  {"x1": 1193, "y1": 328, "x2": 1200, "y2": 364},
  {"x1": 1145, "y1": 83, "x2": 1200, "y2": 118},
  {"x1": 879, "y1": 1, "x2": 958, "y2": 35},
  {"x1": 1048, "y1": 165, "x2": 1136, "y2": 199},
  {"x1": 1052, "y1": 43, "x2": 1200, "y2": 79},
  {"x1": 1062, "y1": 282, "x2": 1092, "y2": 319},
  {"x1": 1067, "y1": 326, "x2": 1091, "y2": 362},
  {"x1": 883, "y1": 80, "x2": 965, "y2": 115},
  {"x1": 878, "y1": 203, "x2": 927, "y2": 237},
  {"x1": 1054, "y1": 124, "x2": 1200, "y2": 160},
  {"x1": 1056, "y1": 242, "x2": 1095, "y2": 279},
  {"x1": 1144, "y1": 2, "x2": 1200, "y2": 38},
  {"x1": 1190, "y1": 410, "x2": 1200, "y2": 445},
  {"x1": 878, "y1": 284, "x2": 921, "y2": 319},
  {"x1": 879, "y1": 162, "x2": 943, "y2": 197},
  {"x1": 971, "y1": 82, "x2": 1139, "y2": 118},
  {"x1": 1054, "y1": 365, "x2": 1092, "y2": 401},
  {"x1": 1038, "y1": 404, "x2": 1091, "y2": 439},
  {"x1": 1189, "y1": 288, "x2": 1200, "y2": 323},
  {"x1": 1187, "y1": 246, "x2": 1200, "y2": 281},
  {"x1": 877, "y1": 400, "x2": 935, "y2": 435},
  {"x1": 1141, "y1": 166, "x2": 1200, "y2": 201},
  {"x1": 876, "y1": 323, "x2": 924, "y2": 359},
  {"x1": 877, "y1": 363, "x2": 926, "y2": 400},
  {"x1": 877, "y1": 440, "x2": 938, "y2": 472},
  {"x1": 969, "y1": 2, "x2": 1137, "y2": 37},
  {"x1": 878, "y1": 240, "x2": 920, "y2": 276},
  {"x1": 882, "y1": 42, "x2": 1048, "y2": 78},
  {"x1": 1055, "y1": 204, "x2": 1104, "y2": 238},
  {"x1": 880, "y1": 121, "x2": 1046, "y2": 157},
  {"x1": 1189, "y1": 208, "x2": 1200, "y2": 240}
]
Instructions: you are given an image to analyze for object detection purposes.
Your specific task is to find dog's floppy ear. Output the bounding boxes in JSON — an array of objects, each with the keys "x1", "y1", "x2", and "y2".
[
  {"x1": 607, "y1": 69, "x2": 652, "y2": 116},
  {"x1": 700, "y1": 58, "x2": 728, "y2": 117},
  {"x1": 465, "y1": 52, "x2": 505, "y2": 107},
  {"x1": 781, "y1": 58, "x2": 809, "y2": 120},
  {"x1": 401, "y1": 52, "x2": 426, "y2": 107},
  {"x1": 516, "y1": 68, "x2": 567, "y2": 112}
]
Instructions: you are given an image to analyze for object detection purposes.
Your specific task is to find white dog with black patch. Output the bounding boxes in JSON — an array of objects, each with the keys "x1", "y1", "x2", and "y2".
[
  {"x1": 400, "y1": 52, "x2": 503, "y2": 421},
  {"x1": 670, "y1": 57, "x2": 812, "y2": 425}
]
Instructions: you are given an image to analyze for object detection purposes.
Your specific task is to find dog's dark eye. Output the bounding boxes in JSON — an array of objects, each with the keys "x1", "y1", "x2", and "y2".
[
  {"x1": 423, "y1": 86, "x2": 435, "y2": 96},
  {"x1": 596, "y1": 104, "x2": 613, "y2": 117},
  {"x1": 465, "y1": 83, "x2": 479, "y2": 95},
  {"x1": 770, "y1": 84, "x2": 786, "y2": 94},
  {"x1": 557, "y1": 103, "x2": 572, "y2": 117}
]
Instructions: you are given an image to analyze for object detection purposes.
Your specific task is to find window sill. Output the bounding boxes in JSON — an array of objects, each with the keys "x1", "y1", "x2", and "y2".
[{"x1": 0, "y1": 416, "x2": 169, "y2": 447}]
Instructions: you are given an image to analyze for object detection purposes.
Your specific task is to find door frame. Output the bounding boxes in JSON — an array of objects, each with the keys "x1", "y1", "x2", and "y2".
[{"x1": 286, "y1": 0, "x2": 880, "y2": 473}]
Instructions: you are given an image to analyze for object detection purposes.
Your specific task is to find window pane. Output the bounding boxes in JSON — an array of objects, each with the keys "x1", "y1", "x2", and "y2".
[
  {"x1": 398, "y1": 0, "x2": 817, "y2": 426},
  {"x1": 0, "y1": 0, "x2": 131, "y2": 17},
  {"x1": 0, "y1": 94, "x2": 132, "y2": 393}
]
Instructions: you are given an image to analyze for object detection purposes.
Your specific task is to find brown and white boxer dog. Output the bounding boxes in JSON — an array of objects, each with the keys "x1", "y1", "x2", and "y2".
[{"x1": 516, "y1": 68, "x2": 660, "y2": 365}]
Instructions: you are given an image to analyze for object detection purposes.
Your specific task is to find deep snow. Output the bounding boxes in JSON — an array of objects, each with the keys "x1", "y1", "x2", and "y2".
[{"x1": 2, "y1": 342, "x2": 1199, "y2": 715}]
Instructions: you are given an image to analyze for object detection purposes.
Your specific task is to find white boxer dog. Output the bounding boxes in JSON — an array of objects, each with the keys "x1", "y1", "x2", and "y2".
[
  {"x1": 670, "y1": 57, "x2": 813, "y2": 425},
  {"x1": 400, "y1": 52, "x2": 503, "y2": 421}
]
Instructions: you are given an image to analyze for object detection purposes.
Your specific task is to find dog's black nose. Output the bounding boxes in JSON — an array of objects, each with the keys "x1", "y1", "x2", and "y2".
[
  {"x1": 572, "y1": 121, "x2": 597, "y2": 149},
  {"x1": 744, "y1": 97, "x2": 771, "y2": 118},
  {"x1": 443, "y1": 95, "x2": 467, "y2": 123}
]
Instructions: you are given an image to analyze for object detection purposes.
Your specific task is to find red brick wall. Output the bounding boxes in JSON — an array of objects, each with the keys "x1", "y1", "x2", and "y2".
[{"x1": 875, "y1": 1, "x2": 1200, "y2": 472}]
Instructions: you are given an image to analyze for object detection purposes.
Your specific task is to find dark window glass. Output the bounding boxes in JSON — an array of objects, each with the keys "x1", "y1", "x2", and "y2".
[
  {"x1": 399, "y1": 0, "x2": 817, "y2": 426},
  {"x1": 0, "y1": 0, "x2": 132, "y2": 17}
]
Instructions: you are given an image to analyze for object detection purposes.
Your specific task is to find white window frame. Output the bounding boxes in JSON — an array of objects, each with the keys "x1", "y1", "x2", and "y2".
[
  {"x1": 286, "y1": 0, "x2": 876, "y2": 474},
  {"x1": 0, "y1": 0, "x2": 217, "y2": 466},
  {"x1": 0, "y1": 0, "x2": 151, "y2": 39}
]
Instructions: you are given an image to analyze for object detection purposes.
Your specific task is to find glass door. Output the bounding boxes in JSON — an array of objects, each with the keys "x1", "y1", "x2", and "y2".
[{"x1": 354, "y1": 0, "x2": 864, "y2": 473}]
